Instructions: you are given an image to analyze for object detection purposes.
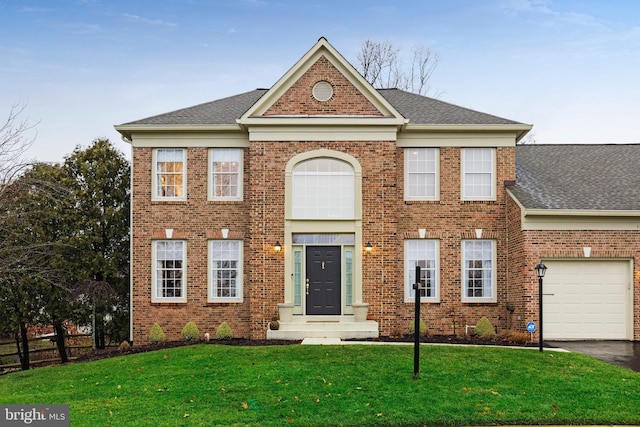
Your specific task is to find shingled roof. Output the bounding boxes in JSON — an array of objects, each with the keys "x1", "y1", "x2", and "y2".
[
  {"x1": 378, "y1": 89, "x2": 521, "y2": 125},
  {"x1": 510, "y1": 144, "x2": 640, "y2": 211},
  {"x1": 120, "y1": 88, "x2": 524, "y2": 127},
  {"x1": 121, "y1": 89, "x2": 268, "y2": 126}
]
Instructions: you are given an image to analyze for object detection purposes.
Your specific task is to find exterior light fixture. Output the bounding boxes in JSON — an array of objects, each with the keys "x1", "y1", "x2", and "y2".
[
  {"x1": 534, "y1": 262, "x2": 547, "y2": 352},
  {"x1": 535, "y1": 263, "x2": 547, "y2": 278},
  {"x1": 274, "y1": 241, "x2": 282, "y2": 253},
  {"x1": 365, "y1": 242, "x2": 373, "y2": 253}
]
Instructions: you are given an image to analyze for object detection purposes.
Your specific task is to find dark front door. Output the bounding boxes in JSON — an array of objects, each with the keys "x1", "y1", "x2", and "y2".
[{"x1": 306, "y1": 246, "x2": 341, "y2": 315}]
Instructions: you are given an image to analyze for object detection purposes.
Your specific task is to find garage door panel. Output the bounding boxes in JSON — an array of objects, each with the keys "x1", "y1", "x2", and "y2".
[{"x1": 543, "y1": 260, "x2": 631, "y2": 340}]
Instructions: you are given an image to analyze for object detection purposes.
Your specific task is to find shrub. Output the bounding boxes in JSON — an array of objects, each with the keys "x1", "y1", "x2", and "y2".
[
  {"x1": 181, "y1": 321, "x2": 200, "y2": 341},
  {"x1": 149, "y1": 322, "x2": 166, "y2": 343},
  {"x1": 500, "y1": 330, "x2": 531, "y2": 345},
  {"x1": 215, "y1": 322, "x2": 234, "y2": 340},
  {"x1": 475, "y1": 317, "x2": 496, "y2": 337},
  {"x1": 408, "y1": 318, "x2": 428, "y2": 336}
]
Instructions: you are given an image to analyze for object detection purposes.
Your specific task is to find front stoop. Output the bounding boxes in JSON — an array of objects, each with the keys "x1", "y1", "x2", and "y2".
[{"x1": 267, "y1": 316, "x2": 379, "y2": 340}]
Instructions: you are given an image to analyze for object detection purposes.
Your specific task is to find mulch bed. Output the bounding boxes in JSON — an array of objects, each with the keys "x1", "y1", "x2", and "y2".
[
  {"x1": 351, "y1": 334, "x2": 539, "y2": 347},
  {"x1": 72, "y1": 334, "x2": 538, "y2": 364},
  {"x1": 73, "y1": 338, "x2": 301, "y2": 363}
]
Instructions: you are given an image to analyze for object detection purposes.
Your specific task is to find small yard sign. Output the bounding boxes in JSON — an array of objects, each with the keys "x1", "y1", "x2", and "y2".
[
  {"x1": 526, "y1": 322, "x2": 537, "y2": 343},
  {"x1": 526, "y1": 322, "x2": 537, "y2": 333}
]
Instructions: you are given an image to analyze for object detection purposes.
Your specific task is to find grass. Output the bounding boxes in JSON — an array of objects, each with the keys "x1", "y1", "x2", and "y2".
[{"x1": 1, "y1": 343, "x2": 639, "y2": 426}]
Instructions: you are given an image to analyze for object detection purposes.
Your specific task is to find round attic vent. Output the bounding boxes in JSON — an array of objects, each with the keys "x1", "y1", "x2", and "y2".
[{"x1": 312, "y1": 81, "x2": 333, "y2": 101}]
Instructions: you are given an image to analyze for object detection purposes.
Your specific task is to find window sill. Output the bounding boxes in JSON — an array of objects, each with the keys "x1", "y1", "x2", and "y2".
[
  {"x1": 403, "y1": 199, "x2": 440, "y2": 204},
  {"x1": 404, "y1": 299, "x2": 440, "y2": 304},
  {"x1": 206, "y1": 199, "x2": 244, "y2": 204},
  {"x1": 151, "y1": 299, "x2": 187, "y2": 304},
  {"x1": 461, "y1": 199, "x2": 497, "y2": 203},
  {"x1": 461, "y1": 298, "x2": 497, "y2": 304},
  {"x1": 207, "y1": 298, "x2": 244, "y2": 304},
  {"x1": 151, "y1": 200, "x2": 188, "y2": 205}
]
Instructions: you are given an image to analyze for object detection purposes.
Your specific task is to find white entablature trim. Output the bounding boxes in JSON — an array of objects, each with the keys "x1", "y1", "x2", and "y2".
[
  {"x1": 397, "y1": 132, "x2": 517, "y2": 147},
  {"x1": 125, "y1": 131, "x2": 250, "y2": 147},
  {"x1": 246, "y1": 125, "x2": 399, "y2": 142}
]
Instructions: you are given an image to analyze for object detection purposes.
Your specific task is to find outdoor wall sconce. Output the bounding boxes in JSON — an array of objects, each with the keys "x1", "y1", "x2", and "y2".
[
  {"x1": 274, "y1": 241, "x2": 282, "y2": 253},
  {"x1": 365, "y1": 242, "x2": 373, "y2": 253}
]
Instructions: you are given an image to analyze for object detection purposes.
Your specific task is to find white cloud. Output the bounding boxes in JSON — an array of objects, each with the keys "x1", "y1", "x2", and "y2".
[
  {"x1": 121, "y1": 13, "x2": 177, "y2": 27},
  {"x1": 18, "y1": 6, "x2": 55, "y2": 13},
  {"x1": 55, "y1": 22, "x2": 103, "y2": 35},
  {"x1": 499, "y1": 0, "x2": 552, "y2": 14}
]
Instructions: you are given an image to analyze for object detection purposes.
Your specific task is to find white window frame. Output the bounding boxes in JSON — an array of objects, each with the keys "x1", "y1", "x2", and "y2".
[
  {"x1": 404, "y1": 148, "x2": 439, "y2": 200},
  {"x1": 152, "y1": 149, "x2": 186, "y2": 201},
  {"x1": 461, "y1": 148, "x2": 496, "y2": 201},
  {"x1": 209, "y1": 148, "x2": 243, "y2": 201},
  {"x1": 208, "y1": 240, "x2": 243, "y2": 303},
  {"x1": 152, "y1": 240, "x2": 187, "y2": 303},
  {"x1": 404, "y1": 239, "x2": 440, "y2": 303},
  {"x1": 461, "y1": 239, "x2": 496, "y2": 303}
]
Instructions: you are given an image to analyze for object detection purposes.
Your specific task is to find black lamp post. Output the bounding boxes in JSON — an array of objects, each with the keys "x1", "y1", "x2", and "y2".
[{"x1": 534, "y1": 263, "x2": 547, "y2": 352}]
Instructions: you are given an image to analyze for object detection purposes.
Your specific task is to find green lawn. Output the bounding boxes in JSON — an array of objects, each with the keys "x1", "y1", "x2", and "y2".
[{"x1": 1, "y1": 343, "x2": 639, "y2": 426}]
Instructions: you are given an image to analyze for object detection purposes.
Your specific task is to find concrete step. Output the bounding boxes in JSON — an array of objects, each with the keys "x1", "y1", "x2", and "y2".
[{"x1": 267, "y1": 319, "x2": 379, "y2": 340}]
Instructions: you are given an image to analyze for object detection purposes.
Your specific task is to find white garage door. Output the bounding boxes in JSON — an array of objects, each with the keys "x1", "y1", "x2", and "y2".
[{"x1": 543, "y1": 260, "x2": 632, "y2": 340}]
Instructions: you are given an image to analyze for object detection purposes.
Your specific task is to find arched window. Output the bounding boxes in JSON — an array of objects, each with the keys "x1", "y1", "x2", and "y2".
[{"x1": 291, "y1": 158, "x2": 355, "y2": 219}]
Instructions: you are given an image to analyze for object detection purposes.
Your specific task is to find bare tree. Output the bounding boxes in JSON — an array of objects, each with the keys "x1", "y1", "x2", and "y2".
[
  {"x1": 0, "y1": 103, "x2": 37, "y2": 198},
  {"x1": 355, "y1": 39, "x2": 440, "y2": 96},
  {"x1": 517, "y1": 132, "x2": 536, "y2": 145}
]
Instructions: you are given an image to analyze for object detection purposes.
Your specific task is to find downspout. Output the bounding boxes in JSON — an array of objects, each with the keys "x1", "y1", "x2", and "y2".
[
  {"x1": 129, "y1": 143, "x2": 134, "y2": 344},
  {"x1": 120, "y1": 132, "x2": 134, "y2": 344},
  {"x1": 505, "y1": 185, "x2": 510, "y2": 329}
]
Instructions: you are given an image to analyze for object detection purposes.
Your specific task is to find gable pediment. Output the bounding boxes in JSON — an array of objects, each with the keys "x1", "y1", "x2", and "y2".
[
  {"x1": 239, "y1": 37, "x2": 405, "y2": 126},
  {"x1": 263, "y1": 55, "x2": 384, "y2": 117}
]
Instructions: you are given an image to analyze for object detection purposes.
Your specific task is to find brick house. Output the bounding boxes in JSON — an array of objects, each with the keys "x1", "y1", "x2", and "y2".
[{"x1": 116, "y1": 37, "x2": 640, "y2": 344}]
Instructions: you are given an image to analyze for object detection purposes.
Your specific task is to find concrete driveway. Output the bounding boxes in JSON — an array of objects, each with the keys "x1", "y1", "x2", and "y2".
[{"x1": 547, "y1": 341, "x2": 640, "y2": 372}]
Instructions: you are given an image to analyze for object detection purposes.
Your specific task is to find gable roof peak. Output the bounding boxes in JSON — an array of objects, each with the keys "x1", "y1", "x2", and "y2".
[{"x1": 238, "y1": 37, "x2": 405, "y2": 123}]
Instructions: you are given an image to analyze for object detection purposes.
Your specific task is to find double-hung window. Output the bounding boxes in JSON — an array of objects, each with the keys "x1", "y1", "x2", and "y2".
[
  {"x1": 152, "y1": 240, "x2": 186, "y2": 303},
  {"x1": 154, "y1": 149, "x2": 186, "y2": 200},
  {"x1": 462, "y1": 148, "x2": 495, "y2": 200},
  {"x1": 209, "y1": 240, "x2": 243, "y2": 303},
  {"x1": 405, "y1": 239, "x2": 439, "y2": 302},
  {"x1": 210, "y1": 148, "x2": 242, "y2": 200},
  {"x1": 462, "y1": 240, "x2": 496, "y2": 302},
  {"x1": 405, "y1": 148, "x2": 438, "y2": 200}
]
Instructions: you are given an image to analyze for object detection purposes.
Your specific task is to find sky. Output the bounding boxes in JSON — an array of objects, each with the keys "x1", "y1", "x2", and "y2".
[{"x1": 1, "y1": 0, "x2": 639, "y2": 163}]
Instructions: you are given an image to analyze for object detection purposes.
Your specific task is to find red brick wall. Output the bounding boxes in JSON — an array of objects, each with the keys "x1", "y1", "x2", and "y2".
[
  {"x1": 393, "y1": 146, "x2": 516, "y2": 336},
  {"x1": 505, "y1": 194, "x2": 528, "y2": 332},
  {"x1": 506, "y1": 194, "x2": 640, "y2": 340},
  {"x1": 246, "y1": 140, "x2": 398, "y2": 338},
  {"x1": 131, "y1": 147, "x2": 252, "y2": 344},
  {"x1": 131, "y1": 143, "x2": 521, "y2": 342}
]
